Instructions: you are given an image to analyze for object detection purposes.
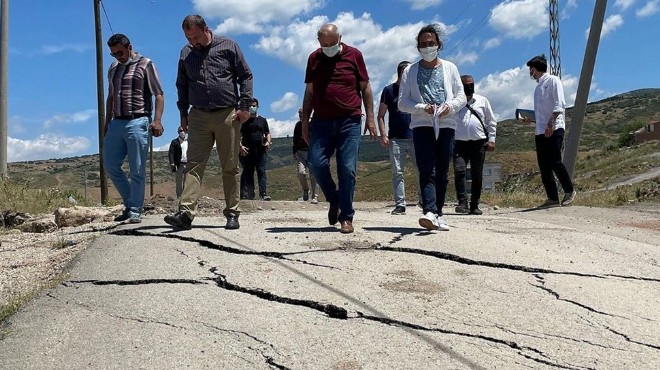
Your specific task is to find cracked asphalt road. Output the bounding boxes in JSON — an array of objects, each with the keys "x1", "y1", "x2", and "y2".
[{"x1": 1, "y1": 202, "x2": 659, "y2": 369}]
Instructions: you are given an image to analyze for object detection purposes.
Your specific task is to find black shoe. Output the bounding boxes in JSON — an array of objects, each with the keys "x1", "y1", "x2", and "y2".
[
  {"x1": 455, "y1": 201, "x2": 469, "y2": 214},
  {"x1": 226, "y1": 214, "x2": 240, "y2": 230},
  {"x1": 469, "y1": 207, "x2": 483, "y2": 215},
  {"x1": 164, "y1": 211, "x2": 192, "y2": 230},
  {"x1": 391, "y1": 206, "x2": 406, "y2": 215},
  {"x1": 328, "y1": 206, "x2": 339, "y2": 225},
  {"x1": 303, "y1": 190, "x2": 309, "y2": 201},
  {"x1": 260, "y1": 195, "x2": 271, "y2": 201},
  {"x1": 114, "y1": 208, "x2": 130, "y2": 222}
]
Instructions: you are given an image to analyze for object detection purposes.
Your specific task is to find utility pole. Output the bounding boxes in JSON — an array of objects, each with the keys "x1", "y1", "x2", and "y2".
[
  {"x1": 0, "y1": 0, "x2": 8, "y2": 180},
  {"x1": 94, "y1": 0, "x2": 108, "y2": 204},
  {"x1": 548, "y1": 0, "x2": 561, "y2": 78},
  {"x1": 564, "y1": 0, "x2": 607, "y2": 177}
]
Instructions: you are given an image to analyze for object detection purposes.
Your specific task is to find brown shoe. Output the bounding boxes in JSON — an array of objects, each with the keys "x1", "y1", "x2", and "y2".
[
  {"x1": 339, "y1": 220, "x2": 354, "y2": 234},
  {"x1": 328, "y1": 206, "x2": 339, "y2": 225}
]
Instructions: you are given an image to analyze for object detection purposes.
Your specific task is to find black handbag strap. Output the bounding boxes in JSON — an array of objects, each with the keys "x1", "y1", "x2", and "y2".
[{"x1": 466, "y1": 103, "x2": 488, "y2": 137}]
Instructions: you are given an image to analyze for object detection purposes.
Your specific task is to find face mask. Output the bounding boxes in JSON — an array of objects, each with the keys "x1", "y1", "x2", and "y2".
[
  {"x1": 249, "y1": 106, "x2": 258, "y2": 115},
  {"x1": 529, "y1": 69, "x2": 536, "y2": 80},
  {"x1": 322, "y1": 42, "x2": 340, "y2": 57},
  {"x1": 418, "y1": 46, "x2": 438, "y2": 62},
  {"x1": 463, "y1": 83, "x2": 474, "y2": 96},
  {"x1": 179, "y1": 132, "x2": 186, "y2": 140}
]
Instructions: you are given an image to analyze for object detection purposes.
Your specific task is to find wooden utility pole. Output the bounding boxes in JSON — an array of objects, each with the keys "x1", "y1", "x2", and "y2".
[
  {"x1": 94, "y1": 0, "x2": 108, "y2": 203},
  {"x1": 0, "y1": 0, "x2": 8, "y2": 180},
  {"x1": 564, "y1": 0, "x2": 607, "y2": 177}
]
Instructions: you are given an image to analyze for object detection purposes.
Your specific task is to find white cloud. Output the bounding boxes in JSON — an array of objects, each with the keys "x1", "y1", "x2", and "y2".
[
  {"x1": 586, "y1": 14, "x2": 624, "y2": 39},
  {"x1": 8, "y1": 134, "x2": 92, "y2": 162},
  {"x1": 483, "y1": 37, "x2": 502, "y2": 50},
  {"x1": 489, "y1": 0, "x2": 547, "y2": 40},
  {"x1": 264, "y1": 117, "x2": 298, "y2": 138},
  {"x1": 475, "y1": 66, "x2": 578, "y2": 122},
  {"x1": 43, "y1": 109, "x2": 96, "y2": 129},
  {"x1": 193, "y1": 0, "x2": 321, "y2": 35},
  {"x1": 270, "y1": 92, "x2": 299, "y2": 113},
  {"x1": 637, "y1": 0, "x2": 660, "y2": 17},
  {"x1": 615, "y1": 0, "x2": 635, "y2": 10},
  {"x1": 255, "y1": 12, "x2": 432, "y2": 95},
  {"x1": 39, "y1": 44, "x2": 90, "y2": 55},
  {"x1": 451, "y1": 50, "x2": 479, "y2": 67},
  {"x1": 402, "y1": 0, "x2": 443, "y2": 10}
]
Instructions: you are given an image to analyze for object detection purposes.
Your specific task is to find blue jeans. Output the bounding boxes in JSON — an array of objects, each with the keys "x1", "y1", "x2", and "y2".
[
  {"x1": 103, "y1": 116, "x2": 149, "y2": 215},
  {"x1": 413, "y1": 126, "x2": 454, "y2": 216},
  {"x1": 308, "y1": 116, "x2": 361, "y2": 222},
  {"x1": 389, "y1": 138, "x2": 417, "y2": 207}
]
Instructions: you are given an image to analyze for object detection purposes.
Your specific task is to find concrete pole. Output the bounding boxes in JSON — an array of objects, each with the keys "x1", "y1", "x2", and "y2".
[
  {"x1": 564, "y1": 0, "x2": 608, "y2": 177},
  {"x1": 94, "y1": 0, "x2": 108, "y2": 204},
  {"x1": 0, "y1": 0, "x2": 8, "y2": 180}
]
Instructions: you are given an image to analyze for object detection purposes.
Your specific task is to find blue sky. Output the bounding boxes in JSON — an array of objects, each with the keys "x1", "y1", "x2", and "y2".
[{"x1": 6, "y1": 0, "x2": 659, "y2": 161}]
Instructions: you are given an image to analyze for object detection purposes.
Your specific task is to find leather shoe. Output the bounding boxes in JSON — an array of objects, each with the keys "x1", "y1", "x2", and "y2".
[
  {"x1": 328, "y1": 206, "x2": 339, "y2": 225},
  {"x1": 226, "y1": 214, "x2": 240, "y2": 230},
  {"x1": 164, "y1": 211, "x2": 192, "y2": 230},
  {"x1": 339, "y1": 220, "x2": 354, "y2": 234}
]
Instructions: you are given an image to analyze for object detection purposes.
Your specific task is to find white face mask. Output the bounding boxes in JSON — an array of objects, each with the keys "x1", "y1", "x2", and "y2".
[
  {"x1": 249, "y1": 106, "x2": 258, "y2": 115},
  {"x1": 418, "y1": 46, "x2": 438, "y2": 62},
  {"x1": 322, "y1": 42, "x2": 341, "y2": 57}
]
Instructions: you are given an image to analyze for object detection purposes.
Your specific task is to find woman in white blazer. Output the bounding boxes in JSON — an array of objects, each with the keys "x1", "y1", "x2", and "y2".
[{"x1": 398, "y1": 23, "x2": 466, "y2": 231}]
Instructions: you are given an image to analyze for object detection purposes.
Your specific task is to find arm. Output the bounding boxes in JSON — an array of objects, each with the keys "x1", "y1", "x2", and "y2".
[
  {"x1": 175, "y1": 58, "x2": 191, "y2": 131},
  {"x1": 483, "y1": 97, "x2": 497, "y2": 151},
  {"x1": 264, "y1": 118, "x2": 272, "y2": 151},
  {"x1": 360, "y1": 80, "x2": 377, "y2": 139},
  {"x1": 376, "y1": 101, "x2": 389, "y2": 148},
  {"x1": 168, "y1": 140, "x2": 177, "y2": 171},
  {"x1": 442, "y1": 63, "x2": 467, "y2": 118},
  {"x1": 233, "y1": 41, "x2": 253, "y2": 124},
  {"x1": 545, "y1": 76, "x2": 566, "y2": 137},
  {"x1": 104, "y1": 91, "x2": 113, "y2": 137},
  {"x1": 150, "y1": 94, "x2": 164, "y2": 137},
  {"x1": 397, "y1": 65, "x2": 426, "y2": 114},
  {"x1": 302, "y1": 82, "x2": 314, "y2": 144}
]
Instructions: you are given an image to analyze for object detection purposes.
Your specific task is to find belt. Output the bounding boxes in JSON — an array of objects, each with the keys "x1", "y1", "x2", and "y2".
[
  {"x1": 193, "y1": 107, "x2": 225, "y2": 113},
  {"x1": 115, "y1": 113, "x2": 150, "y2": 120}
]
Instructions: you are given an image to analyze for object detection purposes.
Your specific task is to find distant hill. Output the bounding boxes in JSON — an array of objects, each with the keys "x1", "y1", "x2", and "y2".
[{"x1": 6, "y1": 89, "x2": 659, "y2": 203}]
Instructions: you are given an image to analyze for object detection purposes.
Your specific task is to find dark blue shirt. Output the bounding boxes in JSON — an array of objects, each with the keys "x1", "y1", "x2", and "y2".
[{"x1": 380, "y1": 83, "x2": 412, "y2": 139}]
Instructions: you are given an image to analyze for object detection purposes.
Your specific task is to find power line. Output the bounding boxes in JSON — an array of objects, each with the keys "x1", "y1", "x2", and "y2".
[
  {"x1": 446, "y1": 1, "x2": 507, "y2": 56},
  {"x1": 100, "y1": 0, "x2": 114, "y2": 35}
]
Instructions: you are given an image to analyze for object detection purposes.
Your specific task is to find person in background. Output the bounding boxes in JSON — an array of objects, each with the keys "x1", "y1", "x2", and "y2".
[
  {"x1": 168, "y1": 126, "x2": 188, "y2": 198},
  {"x1": 453, "y1": 74, "x2": 497, "y2": 215},
  {"x1": 104, "y1": 33, "x2": 164, "y2": 224},
  {"x1": 164, "y1": 14, "x2": 253, "y2": 231},
  {"x1": 292, "y1": 107, "x2": 318, "y2": 204},
  {"x1": 525, "y1": 54, "x2": 576, "y2": 208},
  {"x1": 398, "y1": 23, "x2": 466, "y2": 232},
  {"x1": 239, "y1": 98, "x2": 272, "y2": 201},
  {"x1": 302, "y1": 23, "x2": 377, "y2": 234},
  {"x1": 377, "y1": 61, "x2": 417, "y2": 216}
]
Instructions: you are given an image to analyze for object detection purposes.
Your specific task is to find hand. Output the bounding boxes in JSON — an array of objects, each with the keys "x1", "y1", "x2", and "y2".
[
  {"x1": 239, "y1": 145, "x2": 249, "y2": 156},
  {"x1": 180, "y1": 116, "x2": 189, "y2": 132},
  {"x1": 234, "y1": 109, "x2": 250, "y2": 124},
  {"x1": 150, "y1": 120, "x2": 164, "y2": 137},
  {"x1": 486, "y1": 142, "x2": 495, "y2": 152},
  {"x1": 365, "y1": 118, "x2": 377, "y2": 140},
  {"x1": 264, "y1": 141, "x2": 271, "y2": 152},
  {"x1": 423, "y1": 104, "x2": 434, "y2": 114},
  {"x1": 437, "y1": 103, "x2": 450, "y2": 118},
  {"x1": 170, "y1": 164, "x2": 177, "y2": 173},
  {"x1": 379, "y1": 135, "x2": 389, "y2": 149},
  {"x1": 544, "y1": 126, "x2": 553, "y2": 137},
  {"x1": 521, "y1": 117, "x2": 532, "y2": 124}
]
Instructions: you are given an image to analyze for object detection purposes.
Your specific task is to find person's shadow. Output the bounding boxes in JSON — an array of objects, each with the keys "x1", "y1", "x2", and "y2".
[{"x1": 266, "y1": 226, "x2": 339, "y2": 233}]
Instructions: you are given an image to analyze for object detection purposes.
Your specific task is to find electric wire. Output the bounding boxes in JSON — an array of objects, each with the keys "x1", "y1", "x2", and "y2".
[{"x1": 100, "y1": 0, "x2": 114, "y2": 35}]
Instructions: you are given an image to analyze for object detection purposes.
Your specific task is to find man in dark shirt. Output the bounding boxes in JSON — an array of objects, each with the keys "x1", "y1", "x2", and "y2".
[
  {"x1": 292, "y1": 108, "x2": 317, "y2": 204},
  {"x1": 165, "y1": 14, "x2": 253, "y2": 231},
  {"x1": 239, "y1": 98, "x2": 271, "y2": 201},
  {"x1": 168, "y1": 126, "x2": 188, "y2": 198},
  {"x1": 377, "y1": 61, "x2": 416, "y2": 216},
  {"x1": 104, "y1": 33, "x2": 164, "y2": 224},
  {"x1": 302, "y1": 24, "x2": 377, "y2": 234}
]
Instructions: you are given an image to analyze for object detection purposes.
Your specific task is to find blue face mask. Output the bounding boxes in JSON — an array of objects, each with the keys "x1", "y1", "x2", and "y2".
[{"x1": 249, "y1": 106, "x2": 258, "y2": 115}]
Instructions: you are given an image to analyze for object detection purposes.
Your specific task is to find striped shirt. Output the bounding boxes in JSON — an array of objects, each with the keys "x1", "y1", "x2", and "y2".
[
  {"x1": 108, "y1": 54, "x2": 163, "y2": 117},
  {"x1": 176, "y1": 34, "x2": 253, "y2": 117}
]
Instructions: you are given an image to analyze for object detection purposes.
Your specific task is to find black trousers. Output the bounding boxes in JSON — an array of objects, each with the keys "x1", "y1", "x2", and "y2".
[
  {"x1": 453, "y1": 139, "x2": 487, "y2": 207},
  {"x1": 534, "y1": 128, "x2": 574, "y2": 201},
  {"x1": 240, "y1": 147, "x2": 268, "y2": 199}
]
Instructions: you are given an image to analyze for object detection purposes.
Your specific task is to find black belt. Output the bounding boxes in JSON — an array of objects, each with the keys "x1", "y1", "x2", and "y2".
[
  {"x1": 193, "y1": 107, "x2": 226, "y2": 113},
  {"x1": 115, "y1": 113, "x2": 150, "y2": 120}
]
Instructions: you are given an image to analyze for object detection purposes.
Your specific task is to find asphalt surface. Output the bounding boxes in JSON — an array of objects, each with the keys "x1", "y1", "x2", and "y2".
[{"x1": 1, "y1": 202, "x2": 659, "y2": 369}]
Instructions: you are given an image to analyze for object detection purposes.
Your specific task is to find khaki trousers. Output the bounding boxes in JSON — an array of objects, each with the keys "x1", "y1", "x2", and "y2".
[{"x1": 179, "y1": 107, "x2": 241, "y2": 218}]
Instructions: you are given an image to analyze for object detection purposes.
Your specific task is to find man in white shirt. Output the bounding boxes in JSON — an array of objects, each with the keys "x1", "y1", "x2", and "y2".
[
  {"x1": 526, "y1": 54, "x2": 576, "y2": 208},
  {"x1": 168, "y1": 126, "x2": 188, "y2": 198},
  {"x1": 453, "y1": 75, "x2": 496, "y2": 215}
]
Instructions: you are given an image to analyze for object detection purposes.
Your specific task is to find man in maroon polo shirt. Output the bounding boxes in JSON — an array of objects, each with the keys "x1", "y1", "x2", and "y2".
[{"x1": 301, "y1": 23, "x2": 377, "y2": 234}]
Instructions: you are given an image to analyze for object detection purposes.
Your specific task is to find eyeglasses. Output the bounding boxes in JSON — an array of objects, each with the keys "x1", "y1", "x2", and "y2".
[{"x1": 110, "y1": 50, "x2": 125, "y2": 58}]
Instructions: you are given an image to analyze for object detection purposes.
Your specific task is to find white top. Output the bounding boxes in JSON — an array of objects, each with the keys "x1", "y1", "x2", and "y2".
[
  {"x1": 180, "y1": 138, "x2": 188, "y2": 163},
  {"x1": 533, "y1": 73, "x2": 566, "y2": 135},
  {"x1": 455, "y1": 93, "x2": 497, "y2": 142},
  {"x1": 398, "y1": 59, "x2": 466, "y2": 132}
]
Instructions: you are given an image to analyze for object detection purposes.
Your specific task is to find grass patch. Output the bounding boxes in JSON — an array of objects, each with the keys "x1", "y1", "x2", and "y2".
[{"x1": 0, "y1": 179, "x2": 95, "y2": 215}]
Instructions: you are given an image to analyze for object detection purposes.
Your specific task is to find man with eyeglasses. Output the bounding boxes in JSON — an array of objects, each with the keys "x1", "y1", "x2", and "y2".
[
  {"x1": 164, "y1": 14, "x2": 253, "y2": 231},
  {"x1": 105, "y1": 33, "x2": 164, "y2": 224},
  {"x1": 168, "y1": 126, "x2": 188, "y2": 198}
]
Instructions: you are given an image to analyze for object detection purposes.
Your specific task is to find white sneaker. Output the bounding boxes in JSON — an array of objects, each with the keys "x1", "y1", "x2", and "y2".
[
  {"x1": 436, "y1": 216, "x2": 450, "y2": 231},
  {"x1": 561, "y1": 190, "x2": 576, "y2": 206},
  {"x1": 419, "y1": 212, "x2": 439, "y2": 230},
  {"x1": 310, "y1": 196, "x2": 319, "y2": 204}
]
